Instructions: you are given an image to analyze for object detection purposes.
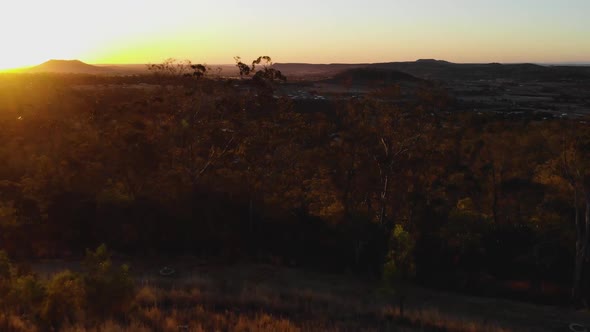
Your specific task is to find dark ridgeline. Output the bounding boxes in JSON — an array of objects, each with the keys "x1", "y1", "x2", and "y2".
[{"x1": 275, "y1": 59, "x2": 590, "y2": 81}]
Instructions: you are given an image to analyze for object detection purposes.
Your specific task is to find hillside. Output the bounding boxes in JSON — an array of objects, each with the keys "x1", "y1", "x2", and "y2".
[
  {"x1": 24, "y1": 59, "x2": 116, "y2": 74},
  {"x1": 23, "y1": 60, "x2": 149, "y2": 75},
  {"x1": 275, "y1": 60, "x2": 590, "y2": 82},
  {"x1": 328, "y1": 67, "x2": 423, "y2": 85},
  {"x1": 273, "y1": 63, "x2": 364, "y2": 78},
  {"x1": 368, "y1": 61, "x2": 590, "y2": 81}
]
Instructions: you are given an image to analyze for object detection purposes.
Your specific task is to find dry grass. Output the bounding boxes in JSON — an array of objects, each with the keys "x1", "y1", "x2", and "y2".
[
  {"x1": 132, "y1": 290, "x2": 509, "y2": 331},
  {"x1": 5, "y1": 263, "x2": 588, "y2": 331},
  {"x1": 380, "y1": 306, "x2": 511, "y2": 332},
  {"x1": 99, "y1": 264, "x2": 515, "y2": 332},
  {"x1": 0, "y1": 313, "x2": 39, "y2": 332}
]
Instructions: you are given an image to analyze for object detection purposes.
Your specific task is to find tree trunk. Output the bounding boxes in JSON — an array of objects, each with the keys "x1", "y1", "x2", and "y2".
[
  {"x1": 573, "y1": 253, "x2": 584, "y2": 302},
  {"x1": 572, "y1": 194, "x2": 589, "y2": 304},
  {"x1": 342, "y1": 168, "x2": 354, "y2": 219},
  {"x1": 249, "y1": 197, "x2": 254, "y2": 233},
  {"x1": 491, "y1": 161, "x2": 498, "y2": 224},
  {"x1": 378, "y1": 175, "x2": 389, "y2": 226}
]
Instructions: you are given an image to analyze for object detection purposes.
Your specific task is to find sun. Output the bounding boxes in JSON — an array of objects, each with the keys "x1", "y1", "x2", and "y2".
[
  {"x1": 0, "y1": 1, "x2": 215, "y2": 71},
  {"x1": 0, "y1": 57, "x2": 38, "y2": 71},
  {"x1": 0, "y1": 41, "x2": 100, "y2": 72},
  {"x1": 0, "y1": 52, "x2": 67, "y2": 71},
  {"x1": 0, "y1": 2, "x2": 106, "y2": 71}
]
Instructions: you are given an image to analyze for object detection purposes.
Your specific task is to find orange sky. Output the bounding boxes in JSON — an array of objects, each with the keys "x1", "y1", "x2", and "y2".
[{"x1": 1, "y1": 0, "x2": 589, "y2": 70}]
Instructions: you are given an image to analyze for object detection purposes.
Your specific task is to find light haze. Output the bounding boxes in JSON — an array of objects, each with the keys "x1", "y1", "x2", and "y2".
[{"x1": 0, "y1": 0, "x2": 588, "y2": 69}]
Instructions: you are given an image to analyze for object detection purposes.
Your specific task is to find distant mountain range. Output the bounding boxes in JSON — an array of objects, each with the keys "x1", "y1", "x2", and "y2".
[
  {"x1": 274, "y1": 59, "x2": 590, "y2": 81},
  {"x1": 8, "y1": 59, "x2": 590, "y2": 82}
]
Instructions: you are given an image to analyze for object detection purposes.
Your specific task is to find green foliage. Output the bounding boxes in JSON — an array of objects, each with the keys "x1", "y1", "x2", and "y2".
[
  {"x1": 0, "y1": 247, "x2": 135, "y2": 329},
  {"x1": 442, "y1": 207, "x2": 490, "y2": 255},
  {"x1": 83, "y1": 244, "x2": 112, "y2": 275},
  {"x1": 382, "y1": 224, "x2": 416, "y2": 291},
  {"x1": 0, "y1": 251, "x2": 45, "y2": 321},
  {"x1": 7, "y1": 274, "x2": 45, "y2": 316},
  {"x1": 42, "y1": 270, "x2": 85, "y2": 327},
  {"x1": 96, "y1": 180, "x2": 135, "y2": 208},
  {"x1": 82, "y1": 244, "x2": 135, "y2": 318}
]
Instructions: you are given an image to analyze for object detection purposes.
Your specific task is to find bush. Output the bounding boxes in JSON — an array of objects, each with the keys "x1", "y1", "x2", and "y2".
[
  {"x1": 0, "y1": 251, "x2": 11, "y2": 306},
  {"x1": 0, "y1": 245, "x2": 137, "y2": 329},
  {"x1": 6, "y1": 274, "x2": 45, "y2": 317},
  {"x1": 42, "y1": 270, "x2": 85, "y2": 328},
  {"x1": 82, "y1": 244, "x2": 135, "y2": 319},
  {"x1": 382, "y1": 224, "x2": 416, "y2": 316},
  {"x1": 0, "y1": 251, "x2": 45, "y2": 323},
  {"x1": 382, "y1": 224, "x2": 416, "y2": 287},
  {"x1": 0, "y1": 250, "x2": 11, "y2": 279}
]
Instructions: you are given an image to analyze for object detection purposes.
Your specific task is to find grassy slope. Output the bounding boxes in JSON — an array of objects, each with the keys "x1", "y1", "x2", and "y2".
[{"x1": 6, "y1": 262, "x2": 586, "y2": 331}]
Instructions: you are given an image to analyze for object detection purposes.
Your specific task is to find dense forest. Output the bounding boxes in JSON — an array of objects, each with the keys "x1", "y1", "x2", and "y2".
[{"x1": 1, "y1": 60, "x2": 589, "y2": 314}]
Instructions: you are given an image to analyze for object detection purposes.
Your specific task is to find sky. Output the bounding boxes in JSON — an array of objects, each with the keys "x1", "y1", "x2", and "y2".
[{"x1": 0, "y1": 0, "x2": 589, "y2": 69}]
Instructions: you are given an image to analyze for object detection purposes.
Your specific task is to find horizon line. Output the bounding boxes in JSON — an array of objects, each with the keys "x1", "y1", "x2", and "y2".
[{"x1": 2, "y1": 59, "x2": 590, "y2": 73}]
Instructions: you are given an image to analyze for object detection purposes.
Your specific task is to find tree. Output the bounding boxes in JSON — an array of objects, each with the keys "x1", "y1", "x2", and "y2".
[
  {"x1": 560, "y1": 127, "x2": 590, "y2": 304},
  {"x1": 382, "y1": 224, "x2": 415, "y2": 316},
  {"x1": 341, "y1": 97, "x2": 429, "y2": 228},
  {"x1": 234, "y1": 56, "x2": 286, "y2": 95},
  {"x1": 82, "y1": 244, "x2": 134, "y2": 318},
  {"x1": 147, "y1": 58, "x2": 192, "y2": 77},
  {"x1": 234, "y1": 56, "x2": 252, "y2": 77},
  {"x1": 147, "y1": 58, "x2": 210, "y2": 82},
  {"x1": 186, "y1": 64, "x2": 209, "y2": 79}
]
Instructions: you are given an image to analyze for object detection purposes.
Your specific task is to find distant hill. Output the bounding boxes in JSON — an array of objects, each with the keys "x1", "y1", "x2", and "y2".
[
  {"x1": 367, "y1": 61, "x2": 574, "y2": 81},
  {"x1": 16, "y1": 59, "x2": 590, "y2": 80},
  {"x1": 273, "y1": 63, "x2": 364, "y2": 78},
  {"x1": 275, "y1": 60, "x2": 590, "y2": 82},
  {"x1": 328, "y1": 67, "x2": 423, "y2": 84},
  {"x1": 25, "y1": 60, "x2": 114, "y2": 74},
  {"x1": 21, "y1": 60, "x2": 150, "y2": 75}
]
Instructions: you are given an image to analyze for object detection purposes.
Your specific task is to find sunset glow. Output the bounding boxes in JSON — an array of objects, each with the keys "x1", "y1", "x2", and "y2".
[{"x1": 1, "y1": 0, "x2": 589, "y2": 70}]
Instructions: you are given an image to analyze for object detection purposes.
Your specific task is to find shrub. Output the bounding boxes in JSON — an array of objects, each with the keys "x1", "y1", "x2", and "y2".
[
  {"x1": 0, "y1": 251, "x2": 45, "y2": 322},
  {"x1": 41, "y1": 270, "x2": 85, "y2": 328},
  {"x1": 382, "y1": 224, "x2": 416, "y2": 316},
  {"x1": 135, "y1": 286, "x2": 158, "y2": 307},
  {"x1": 382, "y1": 224, "x2": 416, "y2": 286},
  {"x1": 6, "y1": 274, "x2": 45, "y2": 317},
  {"x1": 0, "y1": 251, "x2": 14, "y2": 311},
  {"x1": 82, "y1": 244, "x2": 135, "y2": 319},
  {"x1": 0, "y1": 250, "x2": 11, "y2": 279}
]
